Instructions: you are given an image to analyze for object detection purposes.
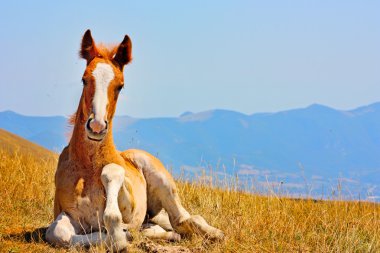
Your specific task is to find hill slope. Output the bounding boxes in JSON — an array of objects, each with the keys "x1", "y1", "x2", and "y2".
[
  {"x1": 0, "y1": 132, "x2": 379, "y2": 252},
  {"x1": 0, "y1": 128, "x2": 55, "y2": 159}
]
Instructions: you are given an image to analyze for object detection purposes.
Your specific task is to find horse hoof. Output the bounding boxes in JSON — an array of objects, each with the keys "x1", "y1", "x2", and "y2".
[{"x1": 105, "y1": 231, "x2": 128, "y2": 253}]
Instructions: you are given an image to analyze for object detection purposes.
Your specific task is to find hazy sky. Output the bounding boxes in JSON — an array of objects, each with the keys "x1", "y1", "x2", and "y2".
[{"x1": 0, "y1": 1, "x2": 379, "y2": 117}]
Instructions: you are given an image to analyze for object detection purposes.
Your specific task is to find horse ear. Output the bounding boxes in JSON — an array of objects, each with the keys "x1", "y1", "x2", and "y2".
[
  {"x1": 80, "y1": 29, "x2": 98, "y2": 63},
  {"x1": 113, "y1": 35, "x2": 132, "y2": 70}
]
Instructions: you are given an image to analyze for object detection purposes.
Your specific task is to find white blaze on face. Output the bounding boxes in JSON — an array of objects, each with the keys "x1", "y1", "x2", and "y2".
[{"x1": 92, "y1": 63, "x2": 115, "y2": 123}]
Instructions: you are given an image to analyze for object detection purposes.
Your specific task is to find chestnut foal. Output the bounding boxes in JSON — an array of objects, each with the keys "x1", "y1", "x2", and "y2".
[{"x1": 45, "y1": 30, "x2": 223, "y2": 252}]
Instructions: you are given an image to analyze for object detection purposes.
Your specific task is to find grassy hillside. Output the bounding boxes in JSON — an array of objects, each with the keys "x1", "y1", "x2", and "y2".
[
  {"x1": 0, "y1": 128, "x2": 379, "y2": 252},
  {"x1": 0, "y1": 129, "x2": 58, "y2": 252},
  {"x1": 0, "y1": 128, "x2": 55, "y2": 158}
]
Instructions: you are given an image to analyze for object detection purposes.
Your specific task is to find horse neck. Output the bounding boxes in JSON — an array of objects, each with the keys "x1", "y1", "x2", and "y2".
[{"x1": 69, "y1": 108, "x2": 118, "y2": 166}]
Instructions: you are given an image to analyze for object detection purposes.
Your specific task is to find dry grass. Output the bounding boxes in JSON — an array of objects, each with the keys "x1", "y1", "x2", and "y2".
[{"x1": 0, "y1": 130, "x2": 379, "y2": 252}]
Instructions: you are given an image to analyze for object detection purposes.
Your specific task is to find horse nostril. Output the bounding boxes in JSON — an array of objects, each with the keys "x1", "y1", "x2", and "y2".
[
  {"x1": 86, "y1": 119, "x2": 92, "y2": 130},
  {"x1": 87, "y1": 119, "x2": 107, "y2": 134}
]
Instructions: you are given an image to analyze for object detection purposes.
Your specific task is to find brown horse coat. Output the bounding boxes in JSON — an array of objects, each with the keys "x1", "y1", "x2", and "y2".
[{"x1": 45, "y1": 30, "x2": 223, "y2": 252}]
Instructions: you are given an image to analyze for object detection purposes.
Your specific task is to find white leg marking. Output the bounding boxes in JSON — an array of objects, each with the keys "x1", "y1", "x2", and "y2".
[
  {"x1": 133, "y1": 151, "x2": 224, "y2": 240},
  {"x1": 92, "y1": 63, "x2": 114, "y2": 123},
  {"x1": 70, "y1": 232, "x2": 106, "y2": 247},
  {"x1": 150, "y1": 210, "x2": 173, "y2": 231},
  {"x1": 46, "y1": 212, "x2": 106, "y2": 247},
  {"x1": 142, "y1": 224, "x2": 181, "y2": 242},
  {"x1": 46, "y1": 212, "x2": 75, "y2": 247},
  {"x1": 101, "y1": 163, "x2": 128, "y2": 251}
]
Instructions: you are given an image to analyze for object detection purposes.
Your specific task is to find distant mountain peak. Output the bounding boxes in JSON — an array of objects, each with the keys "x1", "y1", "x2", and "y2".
[
  {"x1": 306, "y1": 103, "x2": 334, "y2": 111},
  {"x1": 178, "y1": 110, "x2": 214, "y2": 122},
  {"x1": 0, "y1": 110, "x2": 18, "y2": 115},
  {"x1": 179, "y1": 111, "x2": 193, "y2": 117},
  {"x1": 178, "y1": 109, "x2": 248, "y2": 122}
]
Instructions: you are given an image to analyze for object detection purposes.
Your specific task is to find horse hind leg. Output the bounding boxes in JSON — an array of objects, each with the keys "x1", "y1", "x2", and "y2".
[
  {"x1": 142, "y1": 210, "x2": 180, "y2": 241},
  {"x1": 142, "y1": 223, "x2": 181, "y2": 241},
  {"x1": 150, "y1": 209, "x2": 173, "y2": 231},
  {"x1": 162, "y1": 195, "x2": 225, "y2": 241},
  {"x1": 129, "y1": 150, "x2": 224, "y2": 240},
  {"x1": 101, "y1": 163, "x2": 129, "y2": 252}
]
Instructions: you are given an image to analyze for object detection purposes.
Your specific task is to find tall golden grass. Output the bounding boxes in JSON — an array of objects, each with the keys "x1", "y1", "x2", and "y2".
[{"x1": 0, "y1": 130, "x2": 379, "y2": 252}]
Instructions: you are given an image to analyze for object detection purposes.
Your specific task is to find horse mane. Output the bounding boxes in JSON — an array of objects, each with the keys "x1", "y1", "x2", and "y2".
[
  {"x1": 69, "y1": 113, "x2": 77, "y2": 126},
  {"x1": 65, "y1": 113, "x2": 76, "y2": 142}
]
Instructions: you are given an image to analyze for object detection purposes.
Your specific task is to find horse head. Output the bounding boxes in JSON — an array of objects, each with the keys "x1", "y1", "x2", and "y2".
[{"x1": 79, "y1": 29, "x2": 132, "y2": 141}]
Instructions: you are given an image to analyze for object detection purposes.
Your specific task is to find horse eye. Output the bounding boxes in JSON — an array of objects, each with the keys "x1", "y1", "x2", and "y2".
[{"x1": 82, "y1": 78, "x2": 87, "y2": 86}]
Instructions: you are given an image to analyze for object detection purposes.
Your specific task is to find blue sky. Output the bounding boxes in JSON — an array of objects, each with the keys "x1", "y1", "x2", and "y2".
[{"x1": 0, "y1": 1, "x2": 379, "y2": 117}]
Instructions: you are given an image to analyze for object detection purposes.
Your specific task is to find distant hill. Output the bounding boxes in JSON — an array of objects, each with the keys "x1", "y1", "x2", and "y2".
[
  {"x1": 1, "y1": 103, "x2": 380, "y2": 200},
  {"x1": 0, "y1": 111, "x2": 67, "y2": 153}
]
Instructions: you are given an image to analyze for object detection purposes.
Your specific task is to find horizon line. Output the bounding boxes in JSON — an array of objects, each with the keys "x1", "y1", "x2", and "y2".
[{"x1": 1, "y1": 101, "x2": 379, "y2": 119}]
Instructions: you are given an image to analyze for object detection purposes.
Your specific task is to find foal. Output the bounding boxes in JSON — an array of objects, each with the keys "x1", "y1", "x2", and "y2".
[{"x1": 45, "y1": 30, "x2": 224, "y2": 251}]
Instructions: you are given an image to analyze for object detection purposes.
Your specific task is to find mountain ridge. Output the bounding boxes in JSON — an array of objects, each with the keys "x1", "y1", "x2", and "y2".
[{"x1": 1, "y1": 102, "x2": 379, "y2": 199}]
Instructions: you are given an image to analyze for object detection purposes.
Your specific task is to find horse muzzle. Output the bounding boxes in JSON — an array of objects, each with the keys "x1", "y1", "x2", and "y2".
[{"x1": 85, "y1": 115, "x2": 108, "y2": 141}]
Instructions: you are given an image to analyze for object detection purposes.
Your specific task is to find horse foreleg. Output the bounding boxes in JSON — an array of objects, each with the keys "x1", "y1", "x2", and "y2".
[
  {"x1": 101, "y1": 163, "x2": 128, "y2": 252},
  {"x1": 46, "y1": 212, "x2": 106, "y2": 247}
]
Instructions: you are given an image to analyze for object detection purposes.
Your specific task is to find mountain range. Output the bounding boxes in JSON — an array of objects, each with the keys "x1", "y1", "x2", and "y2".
[{"x1": 1, "y1": 103, "x2": 379, "y2": 200}]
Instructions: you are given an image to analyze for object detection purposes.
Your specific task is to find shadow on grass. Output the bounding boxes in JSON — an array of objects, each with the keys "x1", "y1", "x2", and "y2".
[
  {"x1": 3, "y1": 227, "x2": 202, "y2": 252},
  {"x1": 4, "y1": 227, "x2": 48, "y2": 244}
]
